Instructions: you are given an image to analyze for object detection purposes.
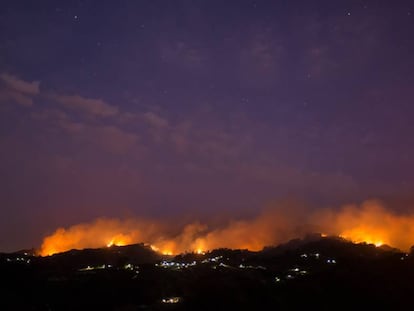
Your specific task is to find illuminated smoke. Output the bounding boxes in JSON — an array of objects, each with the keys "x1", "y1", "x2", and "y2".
[
  {"x1": 39, "y1": 218, "x2": 163, "y2": 256},
  {"x1": 39, "y1": 200, "x2": 414, "y2": 256},
  {"x1": 313, "y1": 200, "x2": 414, "y2": 250}
]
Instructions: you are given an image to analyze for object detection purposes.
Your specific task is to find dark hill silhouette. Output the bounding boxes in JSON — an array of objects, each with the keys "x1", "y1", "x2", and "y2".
[
  {"x1": 38, "y1": 243, "x2": 162, "y2": 270},
  {"x1": 1, "y1": 237, "x2": 414, "y2": 310}
]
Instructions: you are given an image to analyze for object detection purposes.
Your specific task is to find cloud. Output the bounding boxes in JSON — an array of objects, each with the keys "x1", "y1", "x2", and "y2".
[
  {"x1": 143, "y1": 111, "x2": 169, "y2": 129},
  {"x1": 59, "y1": 120, "x2": 139, "y2": 155},
  {"x1": 92, "y1": 125, "x2": 139, "y2": 154},
  {"x1": 0, "y1": 72, "x2": 119, "y2": 118},
  {"x1": 171, "y1": 134, "x2": 189, "y2": 153},
  {"x1": 0, "y1": 73, "x2": 40, "y2": 106},
  {"x1": 0, "y1": 73, "x2": 40, "y2": 95},
  {"x1": 52, "y1": 94, "x2": 119, "y2": 117},
  {"x1": 30, "y1": 108, "x2": 69, "y2": 122},
  {"x1": 0, "y1": 90, "x2": 34, "y2": 106}
]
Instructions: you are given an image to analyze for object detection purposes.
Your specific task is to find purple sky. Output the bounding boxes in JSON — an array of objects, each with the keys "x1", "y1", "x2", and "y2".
[{"x1": 1, "y1": 0, "x2": 414, "y2": 251}]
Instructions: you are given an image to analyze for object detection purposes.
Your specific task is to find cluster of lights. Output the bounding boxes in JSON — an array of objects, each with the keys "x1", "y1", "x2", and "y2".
[
  {"x1": 162, "y1": 297, "x2": 181, "y2": 304},
  {"x1": 78, "y1": 264, "x2": 109, "y2": 271},
  {"x1": 301, "y1": 253, "x2": 320, "y2": 259},
  {"x1": 156, "y1": 260, "x2": 197, "y2": 270},
  {"x1": 201, "y1": 255, "x2": 223, "y2": 263},
  {"x1": 78, "y1": 263, "x2": 139, "y2": 274},
  {"x1": 275, "y1": 252, "x2": 339, "y2": 283},
  {"x1": 6, "y1": 257, "x2": 31, "y2": 264},
  {"x1": 213, "y1": 262, "x2": 231, "y2": 269},
  {"x1": 239, "y1": 263, "x2": 266, "y2": 270},
  {"x1": 276, "y1": 267, "x2": 308, "y2": 281},
  {"x1": 156, "y1": 254, "x2": 265, "y2": 271}
]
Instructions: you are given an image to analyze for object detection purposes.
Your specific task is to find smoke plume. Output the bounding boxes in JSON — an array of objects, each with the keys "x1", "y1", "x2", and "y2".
[{"x1": 39, "y1": 199, "x2": 414, "y2": 256}]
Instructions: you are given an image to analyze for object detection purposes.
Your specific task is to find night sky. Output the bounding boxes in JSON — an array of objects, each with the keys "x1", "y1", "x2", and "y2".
[{"x1": 1, "y1": 0, "x2": 414, "y2": 252}]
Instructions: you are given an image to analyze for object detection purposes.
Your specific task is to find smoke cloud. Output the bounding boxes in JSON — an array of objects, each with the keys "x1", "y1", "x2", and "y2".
[{"x1": 39, "y1": 199, "x2": 414, "y2": 256}]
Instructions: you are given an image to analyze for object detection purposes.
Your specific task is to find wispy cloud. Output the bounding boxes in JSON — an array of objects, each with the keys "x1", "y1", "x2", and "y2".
[
  {"x1": 0, "y1": 73, "x2": 40, "y2": 95},
  {"x1": 58, "y1": 120, "x2": 140, "y2": 155},
  {"x1": 51, "y1": 94, "x2": 119, "y2": 117},
  {"x1": 143, "y1": 111, "x2": 169, "y2": 129},
  {"x1": 0, "y1": 73, "x2": 40, "y2": 106}
]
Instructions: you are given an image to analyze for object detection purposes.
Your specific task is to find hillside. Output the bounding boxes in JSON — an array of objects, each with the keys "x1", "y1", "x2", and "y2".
[{"x1": 1, "y1": 237, "x2": 413, "y2": 310}]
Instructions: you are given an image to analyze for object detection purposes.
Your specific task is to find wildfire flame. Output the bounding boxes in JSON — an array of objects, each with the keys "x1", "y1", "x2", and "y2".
[
  {"x1": 312, "y1": 200, "x2": 414, "y2": 250},
  {"x1": 39, "y1": 200, "x2": 414, "y2": 256},
  {"x1": 339, "y1": 231, "x2": 384, "y2": 247},
  {"x1": 106, "y1": 233, "x2": 131, "y2": 248}
]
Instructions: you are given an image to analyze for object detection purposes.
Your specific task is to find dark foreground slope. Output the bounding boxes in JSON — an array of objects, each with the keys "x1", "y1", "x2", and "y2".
[{"x1": 1, "y1": 237, "x2": 414, "y2": 310}]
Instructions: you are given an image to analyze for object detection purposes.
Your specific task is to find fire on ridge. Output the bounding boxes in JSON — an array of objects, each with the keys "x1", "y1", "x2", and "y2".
[{"x1": 38, "y1": 200, "x2": 414, "y2": 256}]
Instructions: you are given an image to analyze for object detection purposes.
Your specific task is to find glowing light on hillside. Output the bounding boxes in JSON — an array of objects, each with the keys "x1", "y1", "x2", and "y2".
[
  {"x1": 106, "y1": 234, "x2": 129, "y2": 248},
  {"x1": 39, "y1": 200, "x2": 414, "y2": 256},
  {"x1": 150, "y1": 245, "x2": 160, "y2": 252},
  {"x1": 340, "y1": 230, "x2": 385, "y2": 248}
]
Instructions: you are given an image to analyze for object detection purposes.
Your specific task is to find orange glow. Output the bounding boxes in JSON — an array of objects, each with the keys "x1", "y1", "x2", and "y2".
[
  {"x1": 39, "y1": 218, "x2": 158, "y2": 256},
  {"x1": 39, "y1": 200, "x2": 414, "y2": 256},
  {"x1": 313, "y1": 200, "x2": 414, "y2": 250},
  {"x1": 339, "y1": 229, "x2": 385, "y2": 247},
  {"x1": 150, "y1": 245, "x2": 160, "y2": 252},
  {"x1": 106, "y1": 234, "x2": 130, "y2": 248},
  {"x1": 193, "y1": 239, "x2": 206, "y2": 254}
]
